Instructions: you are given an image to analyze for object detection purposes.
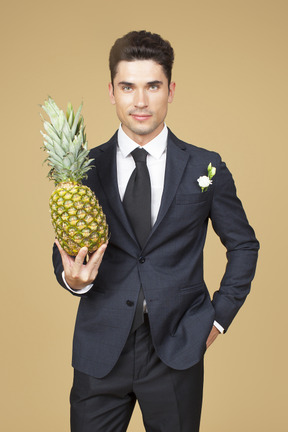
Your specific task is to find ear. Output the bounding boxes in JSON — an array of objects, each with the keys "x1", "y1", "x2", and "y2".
[
  {"x1": 168, "y1": 81, "x2": 176, "y2": 103},
  {"x1": 108, "y1": 82, "x2": 116, "y2": 105}
]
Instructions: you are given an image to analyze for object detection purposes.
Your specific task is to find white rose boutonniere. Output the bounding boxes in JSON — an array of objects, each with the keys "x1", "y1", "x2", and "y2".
[{"x1": 197, "y1": 163, "x2": 216, "y2": 192}]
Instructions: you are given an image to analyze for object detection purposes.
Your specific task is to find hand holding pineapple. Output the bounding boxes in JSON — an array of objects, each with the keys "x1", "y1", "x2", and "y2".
[
  {"x1": 55, "y1": 239, "x2": 107, "y2": 290},
  {"x1": 41, "y1": 97, "x2": 109, "y2": 257}
]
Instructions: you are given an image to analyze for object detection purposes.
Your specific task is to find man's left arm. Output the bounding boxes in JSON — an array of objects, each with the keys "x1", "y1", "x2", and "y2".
[{"x1": 209, "y1": 157, "x2": 260, "y2": 333}]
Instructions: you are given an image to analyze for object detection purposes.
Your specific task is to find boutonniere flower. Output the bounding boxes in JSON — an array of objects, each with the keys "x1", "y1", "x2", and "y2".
[{"x1": 197, "y1": 163, "x2": 216, "y2": 192}]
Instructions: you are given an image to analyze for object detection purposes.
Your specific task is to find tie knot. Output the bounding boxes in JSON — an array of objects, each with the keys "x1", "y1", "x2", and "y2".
[{"x1": 131, "y1": 147, "x2": 148, "y2": 163}]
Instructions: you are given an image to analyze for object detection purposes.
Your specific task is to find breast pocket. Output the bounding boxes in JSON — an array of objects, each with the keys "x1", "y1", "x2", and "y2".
[{"x1": 175, "y1": 192, "x2": 211, "y2": 205}]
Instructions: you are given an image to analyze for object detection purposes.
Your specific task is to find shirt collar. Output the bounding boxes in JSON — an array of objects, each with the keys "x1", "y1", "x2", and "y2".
[{"x1": 117, "y1": 124, "x2": 168, "y2": 159}]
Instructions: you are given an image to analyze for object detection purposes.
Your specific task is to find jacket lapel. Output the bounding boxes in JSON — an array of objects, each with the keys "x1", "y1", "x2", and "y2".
[
  {"x1": 149, "y1": 130, "x2": 190, "y2": 237},
  {"x1": 94, "y1": 133, "x2": 138, "y2": 244}
]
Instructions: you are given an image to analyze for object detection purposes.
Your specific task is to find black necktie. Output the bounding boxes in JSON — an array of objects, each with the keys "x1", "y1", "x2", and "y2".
[
  {"x1": 123, "y1": 147, "x2": 151, "y2": 332},
  {"x1": 123, "y1": 147, "x2": 152, "y2": 247}
]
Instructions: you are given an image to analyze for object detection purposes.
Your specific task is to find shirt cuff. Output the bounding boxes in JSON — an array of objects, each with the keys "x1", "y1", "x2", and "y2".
[
  {"x1": 62, "y1": 271, "x2": 93, "y2": 294},
  {"x1": 213, "y1": 320, "x2": 224, "y2": 334}
]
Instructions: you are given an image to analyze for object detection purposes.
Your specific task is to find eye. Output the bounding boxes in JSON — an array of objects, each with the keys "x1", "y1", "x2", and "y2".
[
  {"x1": 122, "y1": 85, "x2": 133, "y2": 92},
  {"x1": 149, "y1": 84, "x2": 159, "y2": 91}
]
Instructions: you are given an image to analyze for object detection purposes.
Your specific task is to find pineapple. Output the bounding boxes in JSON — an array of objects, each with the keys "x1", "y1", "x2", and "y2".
[{"x1": 41, "y1": 97, "x2": 109, "y2": 256}]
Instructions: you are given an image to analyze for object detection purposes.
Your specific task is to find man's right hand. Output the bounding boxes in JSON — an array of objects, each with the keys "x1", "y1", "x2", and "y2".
[{"x1": 55, "y1": 239, "x2": 107, "y2": 290}]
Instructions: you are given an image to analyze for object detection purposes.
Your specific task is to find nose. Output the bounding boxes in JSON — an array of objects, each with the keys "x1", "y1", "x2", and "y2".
[{"x1": 134, "y1": 89, "x2": 148, "y2": 108}]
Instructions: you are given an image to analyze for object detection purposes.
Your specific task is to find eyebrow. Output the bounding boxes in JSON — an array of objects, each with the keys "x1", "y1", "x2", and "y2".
[
  {"x1": 118, "y1": 81, "x2": 133, "y2": 86},
  {"x1": 147, "y1": 80, "x2": 163, "y2": 86},
  {"x1": 117, "y1": 80, "x2": 164, "y2": 86}
]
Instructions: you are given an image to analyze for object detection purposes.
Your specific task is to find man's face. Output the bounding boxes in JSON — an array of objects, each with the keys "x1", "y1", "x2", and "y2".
[{"x1": 109, "y1": 60, "x2": 175, "y2": 145}]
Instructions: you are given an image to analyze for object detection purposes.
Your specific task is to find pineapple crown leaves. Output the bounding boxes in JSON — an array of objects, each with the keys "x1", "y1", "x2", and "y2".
[{"x1": 40, "y1": 97, "x2": 94, "y2": 185}]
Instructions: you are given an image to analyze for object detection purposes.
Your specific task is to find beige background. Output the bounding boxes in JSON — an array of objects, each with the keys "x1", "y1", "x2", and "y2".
[{"x1": 1, "y1": 0, "x2": 287, "y2": 430}]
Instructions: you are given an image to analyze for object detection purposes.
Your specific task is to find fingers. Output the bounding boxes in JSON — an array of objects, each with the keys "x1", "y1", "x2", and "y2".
[
  {"x1": 55, "y1": 239, "x2": 88, "y2": 263},
  {"x1": 74, "y1": 247, "x2": 89, "y2": 270},
  {"x1": 87, "y1": 244, "x2": 107, "y2": 271},
  {"x1": 206, "y1": 326, "x2": 220, "y2": 349},
  {"x1": 54, "y1": 238, "x2": 63, "y2": 253},
  {"x1": 55, "y1": 238, "x2": 70, "y2": 266}
]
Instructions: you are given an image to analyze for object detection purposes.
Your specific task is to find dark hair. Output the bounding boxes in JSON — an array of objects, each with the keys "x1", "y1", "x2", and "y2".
[{"x1": 109, "y1": 30, "x2": 174, "y2": 85}]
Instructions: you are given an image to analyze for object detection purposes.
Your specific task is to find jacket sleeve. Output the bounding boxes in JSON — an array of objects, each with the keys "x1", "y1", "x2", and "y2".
[{"x1": 209, "y1": 158, "x2": 260, "y2": 331}]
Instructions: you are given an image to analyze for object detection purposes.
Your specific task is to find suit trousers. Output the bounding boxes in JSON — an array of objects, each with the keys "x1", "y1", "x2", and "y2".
[{"x1": 70, "y1": 316, "x2": 204, "y2": 432}]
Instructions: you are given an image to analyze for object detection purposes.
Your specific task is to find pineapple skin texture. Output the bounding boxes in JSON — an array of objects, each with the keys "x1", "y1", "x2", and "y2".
[{"x1": 50, "y1": 182, "x2": 108, "y2": 256}]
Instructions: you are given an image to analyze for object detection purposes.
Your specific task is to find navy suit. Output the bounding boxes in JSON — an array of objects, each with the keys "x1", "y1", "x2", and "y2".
[{"x1": 53, "y1": 129, "x2": 259, "y2": 380}]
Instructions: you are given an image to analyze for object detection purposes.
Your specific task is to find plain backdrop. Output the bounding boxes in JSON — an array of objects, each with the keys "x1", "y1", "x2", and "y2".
[{"x1": 1, "y1": 0, "x2": 287, "y2": 431}]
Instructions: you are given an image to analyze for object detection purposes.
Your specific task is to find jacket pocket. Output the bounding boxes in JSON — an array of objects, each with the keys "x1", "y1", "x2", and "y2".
[
  {"x1": 176, "y1": 193, "x2": 210, "y2": 205},
  {"x1": 179, "y1": 281, "x2": 205, "y2": 294}
]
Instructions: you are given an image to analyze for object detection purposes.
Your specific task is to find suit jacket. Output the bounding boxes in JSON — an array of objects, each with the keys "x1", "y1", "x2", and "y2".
[{"x1": 53, "y1": 129, "x2": 259, "y2": 378}]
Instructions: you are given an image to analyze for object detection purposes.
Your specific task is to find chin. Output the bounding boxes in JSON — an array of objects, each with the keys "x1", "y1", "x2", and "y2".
[{"x1": 130, "y1": 124, "x2": 157, "y2": 137}]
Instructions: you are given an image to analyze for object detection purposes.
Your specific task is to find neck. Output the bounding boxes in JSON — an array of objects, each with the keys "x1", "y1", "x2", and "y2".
[{"x1": 121, "y1": 123, "x2": 165, "y2": 146}]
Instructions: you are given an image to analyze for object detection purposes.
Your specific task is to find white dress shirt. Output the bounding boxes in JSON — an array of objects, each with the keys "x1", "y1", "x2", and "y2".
[
  {"x1": 117, "y1": 123, "x2": 167, "y2": 226},
  {"x1": 62, "y1": 124, "x2": 224, "y2": 333}
]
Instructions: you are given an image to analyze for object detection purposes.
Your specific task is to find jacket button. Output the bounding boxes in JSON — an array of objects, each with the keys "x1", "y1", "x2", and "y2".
[
  {"x1": 126, "y1": 300, "x2": 134, "y2": 307},
  {"x1": 139, "y1": 256, "x2": 145, "y2": 264}
]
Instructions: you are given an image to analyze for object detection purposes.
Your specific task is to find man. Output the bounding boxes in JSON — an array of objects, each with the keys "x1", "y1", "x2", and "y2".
[{"x1": 53, "y1": 30, "x2": 259, "y2": 432}]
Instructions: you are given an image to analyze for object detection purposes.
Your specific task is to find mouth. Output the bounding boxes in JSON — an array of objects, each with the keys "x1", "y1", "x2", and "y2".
[{"x1": 130, "y1": 113, "x2": 152, "y2": 121}]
